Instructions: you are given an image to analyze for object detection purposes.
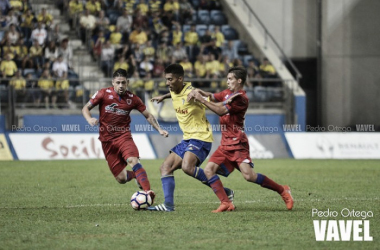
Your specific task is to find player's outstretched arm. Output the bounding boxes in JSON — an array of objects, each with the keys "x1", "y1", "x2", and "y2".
[
  {"x1": 187, "y1": 88, "x2": 215, "y2": 102},
  {"x1": 192, "y1": 91, "x2": 229, "y2": 116},
  {"x1": 82, "y1": 102, "x2": 99, "y2": 126},
  {"x1": 150, "y1": 92, "x2": 171, "y2": 103},
  {"x1": 142, "y1": 110, "x2": 169, "y2": 137}
]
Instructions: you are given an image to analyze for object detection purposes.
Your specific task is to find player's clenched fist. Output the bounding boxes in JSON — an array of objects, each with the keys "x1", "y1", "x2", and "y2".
[{"x1": 87, "y1": 118, "x2": 99, "y2": 126}]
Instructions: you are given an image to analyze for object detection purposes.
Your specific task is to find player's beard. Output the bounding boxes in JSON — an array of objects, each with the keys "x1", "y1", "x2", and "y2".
[{"x1": 116, "y1": 88, "x2": 126, "y2": 95}]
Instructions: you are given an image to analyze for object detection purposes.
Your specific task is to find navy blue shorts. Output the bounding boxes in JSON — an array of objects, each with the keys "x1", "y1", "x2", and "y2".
[{"x1": 170, "y1": 139, "x2": 212, "y2": 167}]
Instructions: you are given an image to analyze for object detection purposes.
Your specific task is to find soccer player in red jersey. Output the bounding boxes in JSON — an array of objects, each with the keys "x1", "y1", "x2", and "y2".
[
  {"x1": 82, "y1": 68, "x2": 168, "y2": 202},
  {"x1": 188, "y1": 66, "x2": 294, "y2": 212}
]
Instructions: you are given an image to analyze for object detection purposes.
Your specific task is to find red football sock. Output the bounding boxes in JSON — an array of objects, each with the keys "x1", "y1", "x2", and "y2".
[
  {"x1": 134, "y1": 168, "x2": 150, "y2": 191},
  {"x1": 126, "y1": 170, "x2": 135, "y2": 182},
  {"x1": 261, "y1": 176, "x2": 284, "y2": 194},
  {"x1": 210, "y1": 178, "x2": 230, "y2": 203}
]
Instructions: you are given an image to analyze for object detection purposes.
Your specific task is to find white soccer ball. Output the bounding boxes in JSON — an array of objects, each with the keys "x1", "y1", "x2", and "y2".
[{"x1": 130, "y1": 191, "x2": 152, "y2": 210}]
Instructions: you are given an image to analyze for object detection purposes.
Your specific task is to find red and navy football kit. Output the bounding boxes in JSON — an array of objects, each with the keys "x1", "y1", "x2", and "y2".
[
  {"x1": 90, "y1": 87, "x2": 146, "y2": 177},
  {"x1": 210, "y1": 89, "x2": 253, "y2": 176}
]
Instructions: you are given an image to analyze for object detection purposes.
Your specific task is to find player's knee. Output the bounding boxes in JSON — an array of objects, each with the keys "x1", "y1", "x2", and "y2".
[
  {"x1": 243, "y1": 173, "x2": 251, "y2": 181},
  {"x1": 127, "y1": 157, "x2": 139, "y2": 166},
  {"x1": 160, "y1": 163, "x2": 172, "y2": 176},
  {"x1": 241, "y1": 171, "x2": 255, "y2": 182},
  {"x1": 204, "y1": 167, "x2": 214, "y2": 179},
  {"x1": 115, "y1": 176, "x2": 127, "y2": 184},
  {"x1": 181, "y1": 163, "x2": 193, "y2": 175}
]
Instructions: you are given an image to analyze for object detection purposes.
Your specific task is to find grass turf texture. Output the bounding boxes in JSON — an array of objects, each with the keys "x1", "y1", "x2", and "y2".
[{"x1": 0, "y1": 159, "x2": 379, "y2": 250}]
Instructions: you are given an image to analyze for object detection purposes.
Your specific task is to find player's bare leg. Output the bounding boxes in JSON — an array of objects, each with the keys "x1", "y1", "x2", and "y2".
[
  {"x1": 181, "y1": 151, "x2": 200, "y2": 177},
  {"x1": 115, "y1": 168, "x2": 136, "y2": 184}
]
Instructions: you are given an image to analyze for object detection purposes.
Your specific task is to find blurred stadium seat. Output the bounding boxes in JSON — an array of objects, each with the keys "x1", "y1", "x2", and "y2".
[
  {"x1": 0, "y1": 30, "x2": 5, "y2": 42},
  {"x1": 196, "y1": 24, "x2": 208, "y2": 36},
  {"x1": 106, "y1": 9, "x2": 122, "y2": 25},
  {"x1": 23, "y1": 68, "x2": 36, "y2": 77},
  {"x1": 233, "y1": 40, "x2": 249, "y2": 56},
  {"x1": 210, "y1": 10, "x2": 227, "y2": 25},
  {"x1": 197, "y1": 10, "x2": 210, "y2": 25},
  {"x1": 0, "y1": 85, "x2": 8, "y2": 103},
  {"x1": 190, "y1": 0, "x2": 200, "y2": 9},
  {"x1": 242, "y1": 55, "x2": 256, "y2": 67},
  {"x1": 221, "y1": 25, "x2": 238, "y2": 40},
  {"x1": 182, "y1": 24, "x2": 191, "y2": 33}
]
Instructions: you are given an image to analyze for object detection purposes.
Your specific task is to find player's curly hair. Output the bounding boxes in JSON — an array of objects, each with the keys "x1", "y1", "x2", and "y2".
[
  {"x1": 164, "y1": 63, "x2": 184, "y2": 77},
  {"x1": 113, "y1": 68, "x2": 128, "y2": 78},
  {"x1": 228, "y1": 66, "x2": 247, "y2": 86}
]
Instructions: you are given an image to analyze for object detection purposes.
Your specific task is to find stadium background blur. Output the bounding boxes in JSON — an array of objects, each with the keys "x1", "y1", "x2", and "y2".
[{"x1": 0, "y1": 0, "x2": 379, "y2": 159}]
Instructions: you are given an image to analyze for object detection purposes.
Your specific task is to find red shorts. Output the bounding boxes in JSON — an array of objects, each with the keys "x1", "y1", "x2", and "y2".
[
  {"x1": 209, "y1": 142, "x2": 253, "y2": 177},
  {"x1": 101, "y1": 137, "x2": 139, "y2": 177}
]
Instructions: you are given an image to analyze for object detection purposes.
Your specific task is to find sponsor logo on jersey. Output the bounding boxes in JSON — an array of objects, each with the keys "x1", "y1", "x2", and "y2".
[
  {"x1": 175, "y1": 107, "x2": 188, "y2": 114},
  {"x1": 105, "y1": 103, "x2": 129, "y2": 115}
]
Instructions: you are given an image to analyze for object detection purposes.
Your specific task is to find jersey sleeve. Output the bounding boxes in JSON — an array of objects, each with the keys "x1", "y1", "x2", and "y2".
[
  {"x1": 89, "y1": 89, "x2": 105, "y2": 106},
  {"x1": 225, "y1": 96, "x2": 248, "y2": 113},
  {"x1": 134, "y1": 96, "x2": 147, "y2": 113},
  {"x1": 212, "y1": 90, "x2": 225, "y2": 102}
]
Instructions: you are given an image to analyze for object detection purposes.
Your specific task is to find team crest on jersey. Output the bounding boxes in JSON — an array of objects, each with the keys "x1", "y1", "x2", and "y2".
[
  {"x1": 182, "y1": 98, "x2": 185, "y2": 105},
  {"x1": 105, "y1": 103, "x2": 129, "y2": 115},
  {"x1": 106, "y1": 89, "x2": 112, "y2": 93},
  {"x1": 108, "y1": 95, "x2": 113, "y2": 99},
  {"x1": 126, "y1": 99, "x2": 132, "y2": 105}
]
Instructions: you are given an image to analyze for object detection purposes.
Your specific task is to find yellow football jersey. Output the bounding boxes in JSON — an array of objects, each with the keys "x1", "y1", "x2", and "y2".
[{"x1": 170, "y1": 82, "x2": 213, "y2": 142}]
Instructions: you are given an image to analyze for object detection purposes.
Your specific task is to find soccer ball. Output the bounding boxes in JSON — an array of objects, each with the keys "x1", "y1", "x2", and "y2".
[{"x1": 130, "y1": 191, "x2": 152, "y2": 210}]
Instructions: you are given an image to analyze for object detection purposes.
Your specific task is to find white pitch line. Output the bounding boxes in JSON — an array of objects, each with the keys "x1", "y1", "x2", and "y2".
[
  {"x1": 0, "y1": 197, "x2": 378, "y2": 210},
  {"x1": 244, "y1": 197, "x2": 380, "y2": 203}
]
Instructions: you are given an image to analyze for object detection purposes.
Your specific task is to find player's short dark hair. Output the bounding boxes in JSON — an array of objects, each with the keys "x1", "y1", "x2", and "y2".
[
  {"x1": 228, "y1": 66, "x2": 247, "y2": 86},
  {"x1": 164, "y1": 63, "x2": 184, "y2": 78},
  {"x1": 113, "y1": 68, "x2": 128, "y2": 78}
]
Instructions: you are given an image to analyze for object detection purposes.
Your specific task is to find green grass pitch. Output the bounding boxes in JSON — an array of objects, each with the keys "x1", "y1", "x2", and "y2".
[{"x1": 0, "y1": 159, "x2": 379, "y2": 249}]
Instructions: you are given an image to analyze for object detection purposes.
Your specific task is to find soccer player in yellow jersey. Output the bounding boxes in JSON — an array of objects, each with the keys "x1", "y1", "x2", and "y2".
[{"x1": 148, "y1": 64, "x2": 234, "y2": 211}]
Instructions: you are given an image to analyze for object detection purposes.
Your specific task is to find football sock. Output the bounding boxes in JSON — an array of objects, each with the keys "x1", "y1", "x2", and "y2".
[
  {"x1": 161, "y1": 175, "x2": 175, "y2": 206},
  {"x1": 208, "y1": 175, "x2": 229, "y2": 203},
  {"x1": 192, "y1": 167, "x2": 230, "y2": 195},
  {"x1": 255, "y1": 173, "x2": 284, "y2": 194},
  {"x1": 132, "y1": 163, "x2": 150, "y2": 191},
  {"x1": 192, "y1": 167, "x2": 208, "y2": 184},
  {"x1": 126, "y1": 170, "x2": 135, "y2": 182}
]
